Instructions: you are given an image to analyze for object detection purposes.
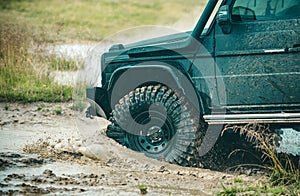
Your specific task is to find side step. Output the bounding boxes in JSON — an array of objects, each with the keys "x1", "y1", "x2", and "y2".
[
  {"x1": 204, "y1": 113, "x2": 300, "y2": 124},
  {"x1": 203, "y1": 113, "x2": 300, "y2": 156}
]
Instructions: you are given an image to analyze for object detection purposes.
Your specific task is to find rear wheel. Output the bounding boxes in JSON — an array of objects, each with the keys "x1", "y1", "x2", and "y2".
[{"x1": 107, "y1": 85, "x2": 206, "y2": 166}]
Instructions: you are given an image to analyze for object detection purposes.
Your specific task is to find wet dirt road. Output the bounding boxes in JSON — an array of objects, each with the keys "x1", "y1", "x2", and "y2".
[{"x1": 0, "y1": 102, "x2": 261, "y2": 195}]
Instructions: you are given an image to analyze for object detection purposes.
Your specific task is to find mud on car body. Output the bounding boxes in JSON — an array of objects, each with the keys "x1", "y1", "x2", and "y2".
[{"x1": 86, "y1": 0, "x2": 300, "y2": 166}]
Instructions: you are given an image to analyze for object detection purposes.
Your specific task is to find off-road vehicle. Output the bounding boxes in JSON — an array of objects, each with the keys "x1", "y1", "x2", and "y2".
[{"x1": 86, "y1": 0, "x2": 300, "y2": 166}]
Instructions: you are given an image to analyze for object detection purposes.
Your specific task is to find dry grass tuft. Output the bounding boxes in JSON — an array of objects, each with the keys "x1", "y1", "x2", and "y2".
[
  {"x1": 0, "y1": 21, "x2": 73, "y2": 102},
  {"x1": 222, "y1": 124, "x2": 299, "y2": 194}
]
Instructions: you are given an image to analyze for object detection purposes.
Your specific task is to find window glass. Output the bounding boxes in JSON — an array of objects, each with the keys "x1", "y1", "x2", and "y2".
[{"x1": 231, "y1": 0, "x2": 300, "y2": 21}]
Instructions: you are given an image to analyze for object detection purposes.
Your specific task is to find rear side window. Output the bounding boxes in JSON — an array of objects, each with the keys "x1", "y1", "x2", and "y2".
[{"x1": 232, "y1": 0, "x2": 300, "y2": 21}]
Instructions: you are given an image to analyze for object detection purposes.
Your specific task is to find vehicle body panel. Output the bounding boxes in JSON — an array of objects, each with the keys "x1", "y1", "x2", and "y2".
[{"x1": 87, "y1": 0, "x2": 300, "y2": 124}]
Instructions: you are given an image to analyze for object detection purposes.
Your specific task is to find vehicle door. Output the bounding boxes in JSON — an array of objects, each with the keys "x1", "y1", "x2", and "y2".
[{"x1": 215, "y1": 0, "x2": 300, "y2": 113}]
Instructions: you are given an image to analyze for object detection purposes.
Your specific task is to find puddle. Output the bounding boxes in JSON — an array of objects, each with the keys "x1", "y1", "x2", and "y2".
[
  {"x1": 0, "y1": 152, "x2": 146, "y2": 195},
  {"x1": 0, "y1": 151, "x2": 210, "y2": 195}
]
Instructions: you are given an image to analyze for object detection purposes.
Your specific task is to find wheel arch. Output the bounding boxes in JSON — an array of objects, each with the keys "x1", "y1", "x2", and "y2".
[{"x1": 107, "y1": 64, "x2": 206, "y2": 116}]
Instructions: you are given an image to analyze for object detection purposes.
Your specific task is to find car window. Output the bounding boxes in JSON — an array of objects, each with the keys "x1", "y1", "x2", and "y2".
[{"x1": 231, "y1": 0, "x2": 300, "y2": 21}]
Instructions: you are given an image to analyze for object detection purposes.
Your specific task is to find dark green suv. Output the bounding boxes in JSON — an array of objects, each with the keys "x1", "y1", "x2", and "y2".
[{"x1": 86, "y1": 0, "x2": 300, "y2": 166}]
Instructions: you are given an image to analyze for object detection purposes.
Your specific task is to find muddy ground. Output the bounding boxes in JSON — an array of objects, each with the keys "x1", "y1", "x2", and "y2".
[{"x1": 0, "y1": 102, "x2": 266, "y2": 195}]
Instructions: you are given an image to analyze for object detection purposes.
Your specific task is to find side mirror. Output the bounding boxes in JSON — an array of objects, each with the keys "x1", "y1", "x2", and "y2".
[{"x1": 216, "y1": 5, "x2": 232, "y2": 34}]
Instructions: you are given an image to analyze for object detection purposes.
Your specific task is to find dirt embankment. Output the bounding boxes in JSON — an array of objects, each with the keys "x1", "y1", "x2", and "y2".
[{"x1": 0, "y1": 102, "x2": 262, "y2": 195}]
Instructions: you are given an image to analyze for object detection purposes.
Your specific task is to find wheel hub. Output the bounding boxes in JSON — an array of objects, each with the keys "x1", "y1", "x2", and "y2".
[
  {"x1": 126, "y1": 104, "x2": 175, "y2": 154},
  {"x1": 136, "y1": 125, "x2": 170, "y2": 153},
  {"x1": 146, "y1": 126, "x2": 163, "y2": 143}
]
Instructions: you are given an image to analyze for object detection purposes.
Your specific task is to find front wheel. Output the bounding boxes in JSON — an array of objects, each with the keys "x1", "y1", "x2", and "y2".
[{"x1": 107, "y1": 85, "x2": 206, "y2": 166}]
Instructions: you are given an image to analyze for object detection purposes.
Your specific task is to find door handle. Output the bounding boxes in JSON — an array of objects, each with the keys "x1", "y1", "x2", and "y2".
[
  {"x1": 288, "y1": 44, "x2": 300, "y2": 52},
  {"x1": 293, "y1": 44, "x2": 300, "y2": 48}
]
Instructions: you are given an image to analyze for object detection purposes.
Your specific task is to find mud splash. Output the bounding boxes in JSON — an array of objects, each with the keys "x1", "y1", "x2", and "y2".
[{"x1": 0, "y1": 102, "x2": 262, "y2": 195}]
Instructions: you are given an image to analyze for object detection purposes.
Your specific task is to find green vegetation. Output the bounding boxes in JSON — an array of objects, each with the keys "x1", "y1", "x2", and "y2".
[
  {"x1": 219, "y1": 184, "x2": 289, "y2": 196},
  {"x1": 71, "y1": 100, "x2": 87, "y2": 112},
  {"x1": 37, "y1": 103, "x2": 46, "y2": 111},
  {"x1": 48, "y1": 56, "x2": 81, "y2": 71},
  {"x1": 0, "y1": 0, "x2": 203, "y2": 103},
  {"x1": 0, "y1": 21, "x2": 73, "y2": 102},
  {"x1": 53, "y1": 106, "x2": 62, "y2": 115},
  {"x1": 0, "y1": 0, "x2": 203, "y2": 43},
  {"x1": 137, "y1": 185, "x2": 148, "y2": 195},
  {"x1": 233, "y1": 178, "x2": 243, "y2": 183}
]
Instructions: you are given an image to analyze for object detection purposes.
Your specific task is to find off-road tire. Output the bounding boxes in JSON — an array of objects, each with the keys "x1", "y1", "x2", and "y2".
[{"x1": 107, "y1": 85, "x2": 206, "y2": 166}]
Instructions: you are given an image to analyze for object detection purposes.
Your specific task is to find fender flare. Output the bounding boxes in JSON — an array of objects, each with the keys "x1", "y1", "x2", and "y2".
[{"x1": 107, "y1": 64, "x2": 206, "y2": 115}]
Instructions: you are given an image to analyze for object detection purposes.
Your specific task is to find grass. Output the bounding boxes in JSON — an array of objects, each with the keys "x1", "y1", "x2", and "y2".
[
  {"x1": 53, "y1": 106, "x2": 62, "y2": 115},
  {"x1": 71, "y1": 100, "x2": 87, "y2": 112},
  {"x1": 0, "y1": 0, "x2": 204, "y2": 43},
  {"x1": 233, "y1": 178, "x2": 243, "y2": 183},
  {"x1": 137, "y1": 185, "x2": 148, "y2": 195},
  {"x1": 0, "y1": 0, "x2": 204, "y2": 103},
  {"x1": 0, "y1": 21, "x2": 73, "y2": 102},
  {"x1": 48, "y1": 55, "x2": 81, "y2": 71},
  {"x1": 218, "y1": 124, "x2": 300, "y2": 195},
  {"x1": 219, "y1": 184, "x2": 289, "y2": 196},
  {"x1": 37, "y1": 103, "x2": 46, "y2": 111}
]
